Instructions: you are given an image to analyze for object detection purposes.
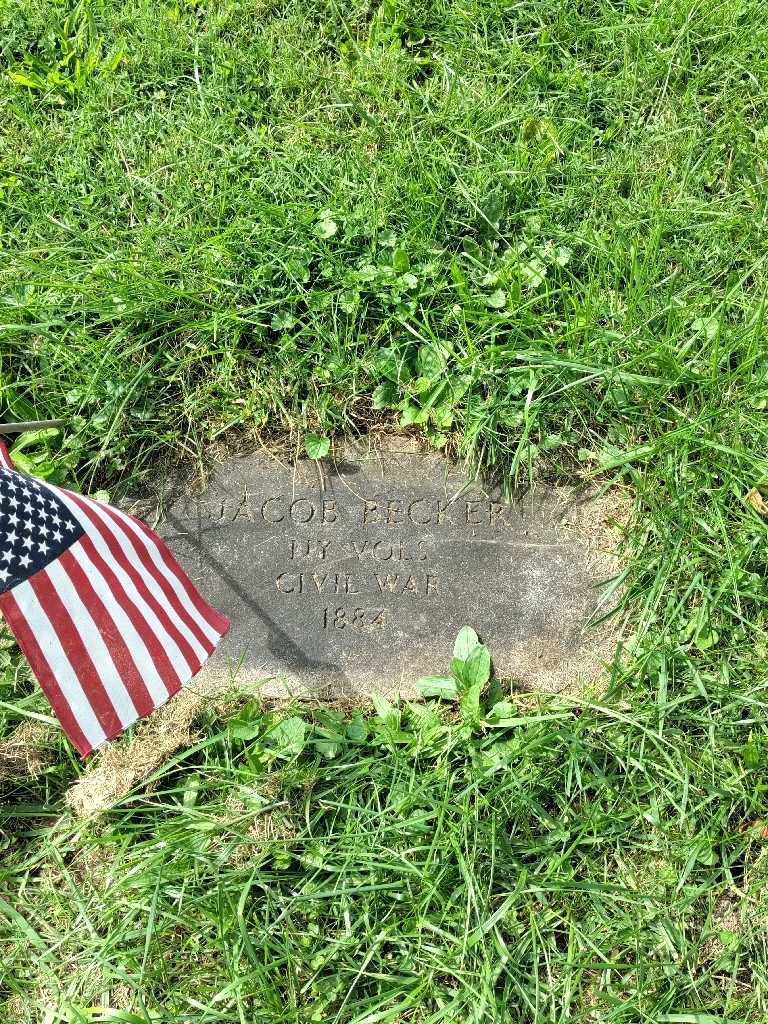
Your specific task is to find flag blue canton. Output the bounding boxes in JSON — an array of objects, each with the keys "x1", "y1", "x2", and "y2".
[{"x1": 0, "y1": 469, "x2": 84, "y2": 594}]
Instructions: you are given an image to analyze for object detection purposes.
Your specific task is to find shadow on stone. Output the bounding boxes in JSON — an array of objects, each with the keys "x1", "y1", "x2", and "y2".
[{"x1": 165, "y1": 509, "x2": 349, "y2": 684}]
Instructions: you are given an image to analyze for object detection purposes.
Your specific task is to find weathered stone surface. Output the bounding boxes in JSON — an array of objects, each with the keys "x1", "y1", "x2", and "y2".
[{"x1": 152, "y1": 440, "x2": 619, "y2": 697}]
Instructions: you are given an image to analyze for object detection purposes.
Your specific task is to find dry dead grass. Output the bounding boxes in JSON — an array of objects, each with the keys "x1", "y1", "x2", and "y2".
[
  {"x1": 568, "y1": 483, "x2": 634, "y2": 578},
  {"x1": 0, "y1": 720, "x2": 57, "y2": 780},
  {"x1": 701, "y1": 890, "x2": 742, "y2": 964},
  {"x1": 221, "y1": 795, "x2": 299, "y2": 867},
  {"x1": 65, "y1": 681, "x2": 230, "y2": 818}
]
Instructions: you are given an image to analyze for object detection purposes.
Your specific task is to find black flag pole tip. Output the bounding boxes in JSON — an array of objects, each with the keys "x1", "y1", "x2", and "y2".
[{"x1": 0, "y1": 419, "x2": 65, "y2": 434}]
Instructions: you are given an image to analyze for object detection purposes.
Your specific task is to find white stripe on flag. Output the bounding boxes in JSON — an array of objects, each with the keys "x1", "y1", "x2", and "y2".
[
  {"x1": 69, "y1": 544, "x2": 171, "y2": 706},
  {"x1": 55, "y1": 490, "x2": 202, "y2": 673},
  {"x1": 12, "y1": 577, "x2": 107, "y2": 751},
  {"x1": 104, "y1": 503, "x2": 221, "y2": 646},
  {"x1": 46, "y1": 560, "x2": 139, "y2": 728}
]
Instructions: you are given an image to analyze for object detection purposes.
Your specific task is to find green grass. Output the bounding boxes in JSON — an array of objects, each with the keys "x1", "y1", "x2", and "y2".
[
  {"x1": 2, "y1": 0, "x2": 768, "y2": 1019},
  {"x1": 4, "y1": 674, "x2": 768, "y2": 1022}
]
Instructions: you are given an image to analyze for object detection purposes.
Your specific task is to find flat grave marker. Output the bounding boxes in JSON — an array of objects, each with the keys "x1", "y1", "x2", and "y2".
[{"x1": 152, "y1": 440, "x2": 619, "y2": 696}]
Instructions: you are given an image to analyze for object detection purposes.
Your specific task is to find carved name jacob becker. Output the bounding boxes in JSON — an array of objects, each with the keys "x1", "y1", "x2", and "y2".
[
  {"x1": 258, "y1": 495, "x2": 510, "y2": 528},
  {"x1": 264, "y1": 492, "x2": 515, "y2": 618}
]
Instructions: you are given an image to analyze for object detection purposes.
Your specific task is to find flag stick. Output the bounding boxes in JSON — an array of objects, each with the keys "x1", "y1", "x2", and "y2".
[{"x1": 0, "y1": 420, "x2": 64, "y2": 434}]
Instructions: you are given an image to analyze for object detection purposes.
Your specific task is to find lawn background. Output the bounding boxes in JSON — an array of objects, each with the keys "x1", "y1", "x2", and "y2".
[{"x1": 2, "y1": 0, "x2": 768, "y2": 1020}]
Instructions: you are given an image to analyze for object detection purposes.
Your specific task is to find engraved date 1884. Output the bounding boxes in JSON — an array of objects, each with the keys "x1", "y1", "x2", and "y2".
[{"x1": 322, "y1": 607, "x2": 386, "y2": 630}]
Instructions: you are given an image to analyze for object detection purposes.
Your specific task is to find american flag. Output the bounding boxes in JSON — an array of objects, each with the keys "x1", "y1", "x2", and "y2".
[{"x1": 0, "y1": 440, "x2": 229, "y2": 756}]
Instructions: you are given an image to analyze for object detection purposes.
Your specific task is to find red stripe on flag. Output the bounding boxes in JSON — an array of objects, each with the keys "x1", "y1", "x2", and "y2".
[
  {"x1": 0, "y1": 589, "x2": 92, "y2": 757},
  {"x1": 58, "y1": 546, "x2": 156, "y2": 719},
  {"x1": 77, "y1": 533, "x2": 184, "y2": 697},
  {"x1": 121, "y1": 507, "x2": 231, "y2": 636},
  {"x1": 78, "y1": 495, "x2": 219, "y2": 654},
  {"x1": 0, "y1": 440, "x2": 14, "y2": 470},
  {"x1": 29, "y1": 570, "x2": 124, "y2": 739},
  {"x1": 65, "y1": 492, "x2": 202, "y2": 672}
]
